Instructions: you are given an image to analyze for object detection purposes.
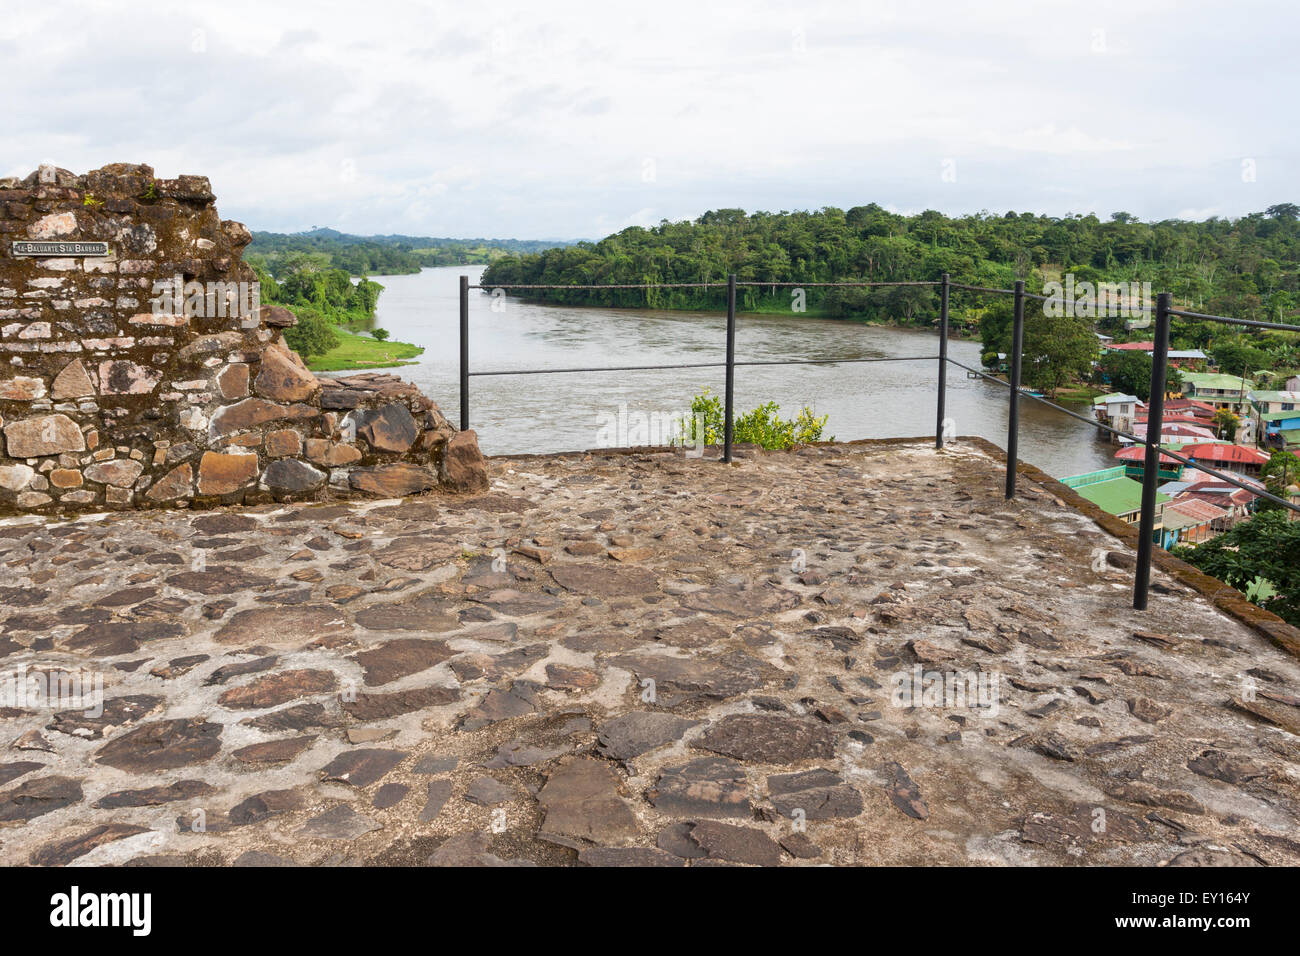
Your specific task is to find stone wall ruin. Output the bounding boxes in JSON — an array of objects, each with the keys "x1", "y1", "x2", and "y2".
[{"x1": 0, "y1": 163, "x2": 486, "y2": 514}]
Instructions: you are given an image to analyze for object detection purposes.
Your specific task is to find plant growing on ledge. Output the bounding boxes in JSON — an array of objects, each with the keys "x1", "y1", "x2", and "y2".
[
  {"x1": 674, "y1": 387, "x2": 831, "y2": 450},
  {"x1": 82, "y1": 193, "x2": 103, "y2": 208}
]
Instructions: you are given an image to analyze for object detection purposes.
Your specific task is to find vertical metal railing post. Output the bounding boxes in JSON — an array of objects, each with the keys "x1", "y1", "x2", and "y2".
[
  {"x1": 459, "y1": 275, "x2": 469, "y2": 432},
  {"x1": 1134, "y1": 291, "x2": 1172, "y2": 610},
  {"x1": 1005, "y1": 280, "x2": 1025, "y2": 498},
  {"x1": 723, "y1": 273, "x2": 737, "y2": 463},
  {"x1": 936, "y1": 273, "x2": 950, "y2": 448}
]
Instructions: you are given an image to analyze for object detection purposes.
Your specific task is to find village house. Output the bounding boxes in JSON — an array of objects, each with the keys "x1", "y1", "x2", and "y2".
[
  {"x1": 1250, "y1": 390, "x2": 1300, "y2": 451},
  {"x1": 1101, "y1": 341, "x2": 1208, "y2": 370},
  {"x1": 1179, "y1": 371, "x2": 1252, "y2": 415},
  {"x1": 1060, "y1": 466, "x2": 1169, "y2": 529},
  {"x1": 1160, "y1": 497, "x2": 1231, "y2": 546},
  {"x1": 1092, "y1": 393, "x2": 1142, "y2": 431}
]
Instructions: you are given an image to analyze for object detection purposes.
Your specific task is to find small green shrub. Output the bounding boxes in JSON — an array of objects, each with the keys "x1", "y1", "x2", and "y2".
[
  {"x1": 282, "y1": 305, "x2": 341, "y2": 360},
  {"x1": 371, "y1": 327, "x2": 391, "y2": 342},
  {"x1": 674, "y1": 387, "x2": 831, "y2": 450}
]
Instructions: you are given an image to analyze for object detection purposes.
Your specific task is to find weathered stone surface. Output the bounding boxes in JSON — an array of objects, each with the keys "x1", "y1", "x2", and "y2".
[
  {"x1": 767, "y1": 768, "x2": 864, "y2": 820},
  {"x1": 0, "y1": 775, "x2": 83, "y2": 822},
  {"x1": 0, "y1": 438, "x2": 1297, "y2": 868},
  {"x1": 145, "y1": 462, "x2": 193, "y2": 501},
  {"x1": 648, "y1": 756, "x2": 752, "y2": 818},
  {"x1": 264, "y1": 428, "x2": 302, "y2": 457},
  {"x1": 0, "y1": 464, "x2": 35, "y2": 491},
  {"x1": 609, "y1": 651, "x2": 774, "y2": 709},
  {"x1": 466, "y1": 588, "x2": 563, "y2": 616},
  {"x1": 353, "y1": 403, "x2": 419, "y2": 453},
  {"x1": 460, "y1": 681, "x2": 540, "y2": 728},
  {"x1": 353, "y1": 639, "x2": 454, "y2": 686},
  {"x1": 47, "y1": 694, "x2": 162, "y2": 739},
  {"x1": 255, "y1": 343, "x2": 319, "y2": 402},
  {"x1": 218, "y1": 669, "x2": 337, "y2": 709},
  {"x1": 465, "y1": 775, "x2": 515, "y2": 806},
  {"x1": 31, "y1": 824, "x2": 150, "y2": 866},
  {"x1": 680, "y1": 582, "x2": 801, "y2": 618},
  {"x1": 197, "y1": 451, "x2": 260, "y2": 495},
  {"x1": 442, "y1": 429, "x2": 489, "y2": 493},
  {"x1": 217, "y1": 363, "x2": 249, "y2": 399},
  {"x1": 209, "y1": 398, "x2": 308, "y2": 437},
  {"x1": 0, "y1": 762, "x2": 45, "y2": 787},
  {"x1": 299, "y1": 804, "x2": 379, "y2": 840},
  {"x1": 426, "y1": 831, "x2": 535, "y2": 867},
  {"x1": 348, "y1": 463, "x2": 438, "y2": 497},
  {"x1": 305, "y1": 438, "x2": 362, "y2": 466},
  {"x1": 578, "y1": 847, "x2": 684, "y2": 867},
  {"x1": 883, "y1": 762, "x2": 929, "y2": 820},
  {"x1": 550, "y1": 564, "x2": 659, "y2": 597},
  {"x1": 213, "y1": 605, "x2": 348, "y2": 646},
  {"x1": 263, "y1": 458, "x2": 326, "y2": 496},
  {"x1": 597, "y1": 711, "x2": 700, "y2": 761},
  {"x1": 84, "y1": 459, "x2": 144, "y2": 487},
  {"x1": 98, "y1": 360, "x2": 162, "y2": 394},
  {"x1": 420, "y1": 778, "x2": 453, "y2": 822},
  {"x1": 354, "y1": 596, "x2": 457, "y2": 631},
  {"x1": 0, "y1": 376, "x2": 46, "y2": 400},
  {"x1": 343, "y1": 685, "x2": 459, "y2": 721},
  {"x1": 687, "y1": 821, "x2": 783, "y2": 866},
  {"x1": 4, "y1": 414, "x2": 85, "y2": 457},
  {"x1": 94, "y1": 779, "x2": 215, "y2": 809},
  {"x1": 95, "y1": 718, "x2": 223, "y2": 772},
  {"x1": 320, "y1": 748, "x2": 408, "y2": 788},
  {"x1": 1187, "y1": 749, "x2": 1267, "y2": 784},
  {"x1": 692, "y1": 714, "x2": 836, "y2": 764},
  {"x1": 537, "y1": 757, "x2": 640, "y2": 848}
]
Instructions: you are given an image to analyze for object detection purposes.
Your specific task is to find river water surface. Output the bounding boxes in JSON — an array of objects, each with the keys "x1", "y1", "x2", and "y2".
[{"x1": 357, "y1": 266, "x2": 1116, "y2": 478}]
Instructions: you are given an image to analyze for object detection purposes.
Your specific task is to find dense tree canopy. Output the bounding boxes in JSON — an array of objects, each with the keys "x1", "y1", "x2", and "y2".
[
  {"x1": 481, "y1": 204, "x2": 1300, "y2": 326},
  {"x1": 248, "y1": 228, "x2": 571, "y2": 276}
]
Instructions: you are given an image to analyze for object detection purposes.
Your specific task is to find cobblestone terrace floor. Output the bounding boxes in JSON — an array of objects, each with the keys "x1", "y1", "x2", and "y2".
[{"x1": 1, "y1": 440, "x2": 1298, "y2": 867}]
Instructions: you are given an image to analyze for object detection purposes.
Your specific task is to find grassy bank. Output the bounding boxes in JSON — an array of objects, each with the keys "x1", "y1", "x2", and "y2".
[{"x1": 304, "y1": 329, "x2": 424, "y2": 372}]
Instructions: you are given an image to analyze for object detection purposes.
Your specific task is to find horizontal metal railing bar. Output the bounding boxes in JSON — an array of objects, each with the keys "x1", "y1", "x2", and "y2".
[
  {"x1": 466, "y1": 281, "x2": 941, "y2": 290},
  {"x1": 467, "y1": 355, "x2": 939, "y2": 377},
  {"x1": 1166, "y1": 308, "x2": 1300, "y2": 333},
  {"x1": 945, "y1": 356, "x2": 1300, "y2": 515}
]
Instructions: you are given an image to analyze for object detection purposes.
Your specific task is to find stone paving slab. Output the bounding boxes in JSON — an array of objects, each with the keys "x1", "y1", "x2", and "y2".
[{"x1": 0, "y1": 440, "x2": 1298, "y2": 867}]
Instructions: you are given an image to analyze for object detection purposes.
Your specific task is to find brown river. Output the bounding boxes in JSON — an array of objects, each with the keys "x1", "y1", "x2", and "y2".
[{"x1": 356, "y1": 266, "x2": 1117, "y2": 478}]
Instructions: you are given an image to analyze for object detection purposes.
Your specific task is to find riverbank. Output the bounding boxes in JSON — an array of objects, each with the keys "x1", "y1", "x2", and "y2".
[{"x1": 305, "y1": 328, "x2": 425, "y2": 372}]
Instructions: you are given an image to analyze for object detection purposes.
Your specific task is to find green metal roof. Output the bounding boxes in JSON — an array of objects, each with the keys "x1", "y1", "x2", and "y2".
[
  {"x1": 1259, "y1": 410, "x2": 1300, "y2": 422},
  {"x1": 1060, "y1": 467, "x2": 1126, "y2": 488},
  {"x1": 1181, "y1": 372, "x2": 1251, "y2": 391},
  {"x1": 1071, "y1": 476, "x2": 1170, "y2": 516}
]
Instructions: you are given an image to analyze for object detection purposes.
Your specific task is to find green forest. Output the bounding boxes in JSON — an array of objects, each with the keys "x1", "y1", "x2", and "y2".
[
  {"x1": 247, "y1": 252, "x2": 422, "y2": 371},
  {"x1": 480, "y1": 203, "x2": 1300, "y2": 397},
  {"x1": 248, "y1": 228, "x2": 572, "y2": 276}
]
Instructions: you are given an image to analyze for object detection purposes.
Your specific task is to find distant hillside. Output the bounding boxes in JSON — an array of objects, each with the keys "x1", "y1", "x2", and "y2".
[{"x1": 247, "y1": 228, "x2": 576, "y2": 277}]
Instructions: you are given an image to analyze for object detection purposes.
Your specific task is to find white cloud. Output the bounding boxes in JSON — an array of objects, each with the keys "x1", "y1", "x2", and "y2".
[{"x1": 5, "y1": 0, "x2": 1296, "y2": 237}]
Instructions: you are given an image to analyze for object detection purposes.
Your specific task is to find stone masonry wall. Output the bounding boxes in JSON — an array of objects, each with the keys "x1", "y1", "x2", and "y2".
[{"x1": 0, "y1": 163, "x2": 487, "y2": 514}]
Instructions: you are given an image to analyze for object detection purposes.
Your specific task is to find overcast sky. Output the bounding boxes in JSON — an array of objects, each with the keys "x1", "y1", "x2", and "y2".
[{"x1": 5, "y1": 0, "x2": 1295, "y2": 239}]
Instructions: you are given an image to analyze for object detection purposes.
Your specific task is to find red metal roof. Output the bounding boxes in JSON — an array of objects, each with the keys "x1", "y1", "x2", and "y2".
[
  {"x1": 1114, "y1": 446, "x2": 1180, "y2": 465},
  {"x1": 1181, "y1": 443, "x2": 1270, "y2": 465},
  {"x1": 1165, "y1": 498, "x2": 1229, "y2": 522},
  {"x1": 1104, "y1": 341, "x2": 1155, "y2": 351}
]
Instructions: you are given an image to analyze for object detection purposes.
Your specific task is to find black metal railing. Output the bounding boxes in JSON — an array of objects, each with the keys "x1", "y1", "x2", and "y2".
[{"x1": 457, "y1": 272, "x2": 1300, "y2": 610}]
